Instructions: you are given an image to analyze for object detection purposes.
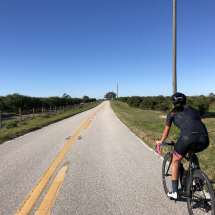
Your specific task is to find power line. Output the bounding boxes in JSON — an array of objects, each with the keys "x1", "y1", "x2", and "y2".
[
  {"x1": 121, "y1": 0, "x2": 170, "y2": 83},
  {"x1": 121, "y1": 0, "x2": 157, "y2": 74}
]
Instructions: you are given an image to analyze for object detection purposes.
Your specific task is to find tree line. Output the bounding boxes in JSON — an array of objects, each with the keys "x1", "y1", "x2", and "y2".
[
  {"x1": 117, "y1": 94, "x2": 214, "y2": 116},
  {"x1": 0, "y1": 93, "x2": 96, "y2": 112}
]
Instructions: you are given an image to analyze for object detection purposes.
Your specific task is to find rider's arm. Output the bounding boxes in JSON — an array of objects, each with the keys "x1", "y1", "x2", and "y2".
[
  {"x1": 160, "y1": 126, "x2": 171, "y2": 142},
  {"x1": 156, "y1": 112, "x2": 173, "y2": 145}
]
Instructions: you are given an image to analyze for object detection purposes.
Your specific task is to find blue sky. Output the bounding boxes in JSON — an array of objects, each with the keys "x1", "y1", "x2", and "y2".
[{"x1": 0, "y1": 0, "x2": 214, "y2": 99}]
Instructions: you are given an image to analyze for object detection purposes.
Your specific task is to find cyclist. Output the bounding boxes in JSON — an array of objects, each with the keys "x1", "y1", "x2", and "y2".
[{"x1": 156, "y1": 92, "x2": 209, "y2": 199}]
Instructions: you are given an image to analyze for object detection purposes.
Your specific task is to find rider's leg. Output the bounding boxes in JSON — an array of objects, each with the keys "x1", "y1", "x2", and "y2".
[
  {"x1": 172, "y1": 153, "x2": 182, "y2": 180},
  {"x1": 172, "y1": 153, "x2": 182, "y2": 192},
  {"x1": 168, "y1": 136, "x2": 190, "y2": 199},
  {"x1": 167, "y1": 153, "x2": 182, "y2": 199}
]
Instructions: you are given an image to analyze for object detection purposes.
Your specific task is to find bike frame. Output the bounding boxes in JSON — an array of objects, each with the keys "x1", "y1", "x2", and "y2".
[
  {"x1": 159, "y1": 141, "x2": 215, "y2": 214},
  {"x1": 157, "y1": 142, "x2": 196, "y2": 197}
]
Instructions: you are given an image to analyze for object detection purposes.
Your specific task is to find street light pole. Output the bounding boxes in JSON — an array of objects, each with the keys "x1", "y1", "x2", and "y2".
[{"x1": 172, "y1": 0, "x2": 177, "y2": 94}]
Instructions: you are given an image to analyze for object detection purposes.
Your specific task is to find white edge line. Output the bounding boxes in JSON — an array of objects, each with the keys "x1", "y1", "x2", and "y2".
[
  {"x1": 110, "y1": 107, "x2": 164, "y2": 161},
  {"x1": 111, "y1": 104, "x2": 213, "y2": 197}
]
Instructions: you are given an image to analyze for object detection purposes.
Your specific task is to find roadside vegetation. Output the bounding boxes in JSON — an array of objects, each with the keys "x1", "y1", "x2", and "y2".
[
  {"x1": 110, "y1": 100, "x2": 215, "y2": 189},
  {"x1": 118, "y1": 95, "x2": 214, "y2": 115},
  {"x1": 0, "y1": 101, "x2": 102, "y2": 144},
  {"x1": 0, "y1": 93, "x2": 96, "y2": 113}
]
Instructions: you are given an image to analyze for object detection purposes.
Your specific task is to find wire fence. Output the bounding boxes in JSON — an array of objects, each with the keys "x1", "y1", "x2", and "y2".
[{"x1": 0, "y1": 102, "x2": 97, "y2": 129}]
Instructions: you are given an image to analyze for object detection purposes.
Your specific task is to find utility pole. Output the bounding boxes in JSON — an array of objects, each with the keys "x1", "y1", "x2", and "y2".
[{"x1": 172, "y1": 0, "x2": 177, "y2": 94}]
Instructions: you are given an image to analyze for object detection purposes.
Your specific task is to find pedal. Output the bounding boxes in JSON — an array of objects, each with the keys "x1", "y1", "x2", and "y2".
[
  {"x1": 179, "y1": 191, "x2": 186, "y2": 197},
  {"x1": 169, "y1": 197, "x2": 178, "y2": 202}
]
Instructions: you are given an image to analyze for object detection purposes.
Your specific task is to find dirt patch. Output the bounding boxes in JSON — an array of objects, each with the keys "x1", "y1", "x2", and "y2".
[{"x1": 159, "y1": 115, "x2": 166, "y2": 118}]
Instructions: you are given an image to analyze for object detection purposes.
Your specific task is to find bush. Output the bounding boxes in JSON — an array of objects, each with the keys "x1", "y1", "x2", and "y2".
[
  {"x1": 155, "y1": 102, "x2": 170, "y2": 111},
  {"x1": 187, "y1": 96, "x2": 210, "y2": 116},
  {"x1": 127, "y1": 96, "x2": 143, "y2": 108},
  {"x1": 0, "y1": 93, "x2": 97, "y2": 112},
  {"x1": 43, "y1": 113, "x2": 50, "y2": 118},
  {"x1": 208, "y1": 96, "x2": 215, "y2": 103},
  {"x1": 6, "y1": 122, "x2": 17, "y2": 129},
  {"x1": 118, "y1": 95, "x2": 211, "y2": 116},
  {"x1": 155, "y1": 95, "x2": 166, "y2": 104},
  {"x1": 25, "y1": 116, "x2": 32, "y2": 121},
  {"x1": 139, "y1": 97, "x2": 157, "y2": 110},
  {"x1": 119, "y1": 97, "x2": 128, "y2": 103}
]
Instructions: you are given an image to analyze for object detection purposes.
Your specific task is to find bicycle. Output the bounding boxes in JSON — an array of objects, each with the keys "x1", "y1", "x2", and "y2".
[{"x1": 156, "y1": 141, "x2": 215, "y2": 214}]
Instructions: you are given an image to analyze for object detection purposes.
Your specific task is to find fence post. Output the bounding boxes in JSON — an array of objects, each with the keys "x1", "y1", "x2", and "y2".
[
  {"x1": 33, "y1": 108, "x2": 35, "y2": 119},
  {"x1": 50, "y1": 106, "x2": 51, "y2": 116},
  {"x1": 42, "y1": 107, "x2": 44, "y2": 115},
  {"x1": 0, "y1": 110, "x2": 2, "y2": 129},
  {"x1": 19, "y1": 108, "x2": 22, "y2": 122}
]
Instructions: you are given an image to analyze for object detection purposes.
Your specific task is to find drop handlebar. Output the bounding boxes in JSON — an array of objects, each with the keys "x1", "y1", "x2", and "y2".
[{"x1": 155, "y1": 140, "x2": 175, "y2": 155}]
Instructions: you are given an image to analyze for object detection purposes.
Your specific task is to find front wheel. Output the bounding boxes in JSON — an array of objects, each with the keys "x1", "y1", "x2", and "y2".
[
  {"x1": 186, "y1": 169, "x2": 215, "y2": 215},
  {"x1": 162, "y1": 152, "x2": 173, "y2": 196}
]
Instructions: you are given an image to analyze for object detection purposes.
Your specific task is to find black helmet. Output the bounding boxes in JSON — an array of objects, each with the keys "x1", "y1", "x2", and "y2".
[{"x1": 171, "y1": 92, "x2": 186, "y2": 106}]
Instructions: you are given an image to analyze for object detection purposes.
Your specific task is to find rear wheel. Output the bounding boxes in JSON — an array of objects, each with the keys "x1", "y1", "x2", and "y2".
[
  {"x1": 162, "y1": 152, "x2": 173, "y2": 196},
  {"x1": 186, "y1": 169, "x2": 215, "y2": 215}
]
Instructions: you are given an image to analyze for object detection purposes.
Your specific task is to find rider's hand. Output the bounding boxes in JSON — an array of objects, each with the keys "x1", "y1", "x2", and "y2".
[{"x1": 156, "y1": 140, "x2": 162, "y2": 146}]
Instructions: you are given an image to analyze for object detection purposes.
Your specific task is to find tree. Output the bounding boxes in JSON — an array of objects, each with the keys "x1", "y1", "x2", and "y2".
[
  {"x1": 104, "y1": 92, "x2": 116, "y2": 100},
  {"x1": 62, "y1": 93, "x2": 71, "y2": 98},
  {"x1": 83, "y1": 95, "x2": 89, "y2": 99},
  {"x1": 83, "y1": 95, "x2": 89, "y2": 103},
  {"x1": 208, "y1": 93, "x2": 215, "y2": 102}
]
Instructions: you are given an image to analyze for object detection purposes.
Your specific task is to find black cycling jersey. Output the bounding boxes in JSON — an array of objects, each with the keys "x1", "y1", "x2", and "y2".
[{"x1": 166, "y1": 106, "x2": 208, "y2": 137}]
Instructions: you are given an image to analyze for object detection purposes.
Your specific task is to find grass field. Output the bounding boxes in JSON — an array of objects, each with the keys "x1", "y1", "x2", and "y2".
[
  {"x1": 0, "y1": 102, "x2": 102, "y2": 144},
  {"x1": 111, "y1": 100, "x2": 215, "y2": 189}
]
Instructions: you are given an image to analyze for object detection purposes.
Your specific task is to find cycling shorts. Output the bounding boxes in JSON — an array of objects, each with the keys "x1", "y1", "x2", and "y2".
[{"x1": 173, "y1": 135, "x2": 209, "y2": 159}]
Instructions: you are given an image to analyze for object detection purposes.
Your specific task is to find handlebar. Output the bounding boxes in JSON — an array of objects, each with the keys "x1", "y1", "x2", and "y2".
[
  {"x1": 157, "y1": 145, "x2": 162, "y2": 155},
  {"x1": 155, "y1": 140, "x2": 175, "y2": 155}
]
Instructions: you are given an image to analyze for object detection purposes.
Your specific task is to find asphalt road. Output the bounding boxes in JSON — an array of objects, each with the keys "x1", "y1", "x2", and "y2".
[{"x1": 0, "y1": 101, "x2": 189, "y2": 215}]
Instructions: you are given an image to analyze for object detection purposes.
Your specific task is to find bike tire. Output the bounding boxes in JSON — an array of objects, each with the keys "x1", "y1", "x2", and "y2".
[
  {"x1": 162, "y1": 152, "x2": 173, "y2": 196},
  {"x1": 186, "y1": 169, "x2": 215, "y2": 215}
]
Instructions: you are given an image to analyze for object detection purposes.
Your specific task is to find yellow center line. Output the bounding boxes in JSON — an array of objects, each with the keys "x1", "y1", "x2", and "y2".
[
  {"x1": 15, "y1": 103, "x2": 105, "y2": 215},
  {"x1": 84, "y1": 121, "x2": 91, "y2": 129},
  {"x1": 34, "y1": 162, "x2": 70, "y2": 215}
]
